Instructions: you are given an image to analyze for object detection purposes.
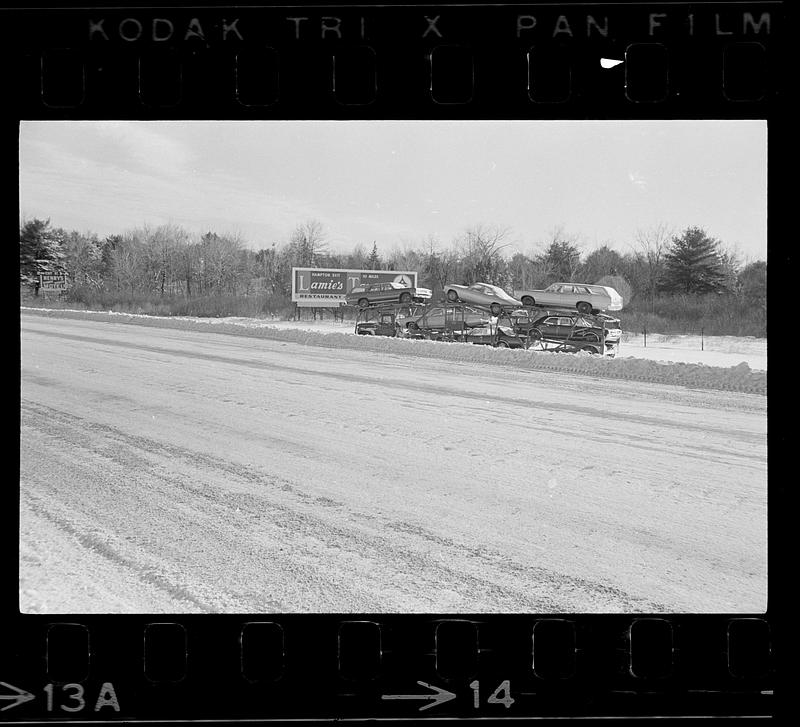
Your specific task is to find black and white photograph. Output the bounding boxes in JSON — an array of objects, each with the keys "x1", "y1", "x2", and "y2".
[{"x1": 19, "y1": 120, "x2": 767, "y2": 614}]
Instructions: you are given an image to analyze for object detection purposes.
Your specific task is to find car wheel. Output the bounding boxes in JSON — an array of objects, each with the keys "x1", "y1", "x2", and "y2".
[
  {"x1": 399, "y1": 292, "x2": 412, "y2": 304},
  {"x1": 580, "y1": 345, "x2": 599, "y2": 354},
  {"x1": 529, "y1": 329, "x2": 542, "y2": 340},
  {"x1": 358, "y1": 298, "x2": 370, "y2": 308},
  {"x1": 407, "y1": 321, "x2": 419, "y2": 330},
  {"x1": 583, "y1": 332, "x2": 600, "y2": 343},
  {"x1": 496, "y1": 340, "x2": 510, "y2": 348},
  {"x1": 490, "y1": 302, "x2": 502, "y2": 316},
  {"x1": 577, "y1": 301, "x2": 592, "y2": 314},
  {"x1": 446, "y1": 289, "x2": 460, "y2": 302},
  {"x1": 521, "y1": 295, "x2": 535, "y2": 307}
]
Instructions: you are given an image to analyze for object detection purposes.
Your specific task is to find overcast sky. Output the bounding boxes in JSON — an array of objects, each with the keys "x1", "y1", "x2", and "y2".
[{"x1": 19, "y1": 120, "x2": 767, "y2": 261}]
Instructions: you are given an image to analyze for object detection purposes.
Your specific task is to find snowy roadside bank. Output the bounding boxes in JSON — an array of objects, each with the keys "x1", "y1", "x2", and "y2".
[{"x1": 21, "y1": 307, "x2": 766, "y2": 395}]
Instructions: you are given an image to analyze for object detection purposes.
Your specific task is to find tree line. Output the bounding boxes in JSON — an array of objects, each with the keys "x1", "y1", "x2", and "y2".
[{"x1": 20, "y1": 217, "x2": 766, "y2": 331}]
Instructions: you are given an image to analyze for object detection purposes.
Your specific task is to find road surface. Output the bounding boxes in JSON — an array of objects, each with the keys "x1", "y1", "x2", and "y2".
[{"x1": 20, "y1": 313, "x2": 767, "y2": 613}]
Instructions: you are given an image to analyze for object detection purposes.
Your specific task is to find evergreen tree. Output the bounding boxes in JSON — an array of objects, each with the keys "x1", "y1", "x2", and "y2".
[
  {"x1": 661, "y1": 227, "x2": 727, "y2": 294},
  {"x1": 100, "y1": 235, "x2": 123, "y2": 289},
  {"x1": 19, "y1": 218, "x2": 65, "y2": 286},
  {"x1": 367, "y1": 242, "x2": 381, "y2": 269},
  {"x1": 535, "y1": 239, "x2": 581, "y2": 282},
  {"x1": 579, "y1": 245, "x2": 626, "y2": 283}
]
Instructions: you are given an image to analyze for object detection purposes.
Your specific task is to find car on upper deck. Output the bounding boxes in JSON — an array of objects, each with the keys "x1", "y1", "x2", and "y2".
[
  {"x1": 443, "y1": 282, "x2": 523, "y2": 315},
  {"x1": 512, "y1": 283, "x2": 623, "y2": 313},
  {"x1": 345, "y1": 281, "x2": 432, "y2": 308}
]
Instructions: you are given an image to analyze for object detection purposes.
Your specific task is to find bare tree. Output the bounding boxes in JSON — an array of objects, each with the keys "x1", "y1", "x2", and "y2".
[
  {"x1": 62, "y1": 230, "x2": 102, "y2": 288},
  {"x1": 142, "y1": 223, "x2": 191, "y2": 297},
  {"x1": 112, "y1": 231, "x2": 146, "y2": 295},
  {"x1": 422, "y1": 235, "x2": 459, "y2": 296},
  {"x1": 182, "y1": 240, "x2": 201, "y2": 297},
  {"x1": 508, "y1": 252, "x2": 535, "y2": 290},
  {"x1": 632, "y1": 223, "x2": 672, "y2": 309},
  {"x1": 457, "y1": 223, "x2": 511, "y2": 285},
  {"x1": 347, "y1": 243, "x2": 368, "y2": 270},
  {"x1": 717, "y1": 244, "x2": 743, "y2": 293},
  {"x1": 290, "y1": 219, "x2": 328, "y2": 266},
  {"x1": 385, "y1": 242, "x2": 424, "y2": 275},
  {"x1": 199, "y1": 232, "x2": 246, "y2": 294},
  {"x1": 532, "y1": 226, "x2": 583, "y2": 283},
  {"x1": 255, "y1": 244, "x2": 279, "y2": 295}
]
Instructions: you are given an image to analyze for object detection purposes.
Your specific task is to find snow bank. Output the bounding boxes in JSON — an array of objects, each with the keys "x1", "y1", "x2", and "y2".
[{"x1": 22, "y1": 308, "x2": 766, "y2": 395}]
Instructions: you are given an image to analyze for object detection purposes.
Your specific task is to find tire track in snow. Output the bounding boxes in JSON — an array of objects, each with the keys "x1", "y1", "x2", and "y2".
[{"x1": 21, "y1": 399, "x2": 661, "y2": 612}]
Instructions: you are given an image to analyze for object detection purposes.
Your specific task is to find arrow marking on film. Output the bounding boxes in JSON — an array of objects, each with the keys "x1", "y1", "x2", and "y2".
[
  {"x1": 381, "y1": 681, "x2": 457, "y2": 711},
  {"x1": 0, "y1": 682, "x2": 35, "y2": 712}
]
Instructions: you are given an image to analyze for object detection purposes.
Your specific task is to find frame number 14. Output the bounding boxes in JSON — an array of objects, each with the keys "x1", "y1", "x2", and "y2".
[{"x1": 469, "y1": 680, "x2": 514, "y2": 709}]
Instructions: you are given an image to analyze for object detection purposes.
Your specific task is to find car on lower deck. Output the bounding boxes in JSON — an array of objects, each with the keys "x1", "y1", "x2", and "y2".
[
  {"x1": 513, "y1": 311, "x2": 622, "y2": 344},
  {"x1": 403, "y1": 304, "x2": 490, "y2": 332},
  {"x1": 461, "y1": 325, "x2": 527, "y2": 348},
  {"x1": 355, "y1": 310, "x2": 400, "y2": 336}
]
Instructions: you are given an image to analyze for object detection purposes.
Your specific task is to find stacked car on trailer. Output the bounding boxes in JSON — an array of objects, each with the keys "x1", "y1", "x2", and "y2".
[{"x1": 352, "y1": 281, "x2": 623, "y2": 357}]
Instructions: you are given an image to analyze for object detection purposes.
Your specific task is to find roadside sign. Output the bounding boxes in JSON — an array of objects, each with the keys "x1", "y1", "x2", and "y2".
[
  {"x1": 291, "y1": 268, "x2": 418, "y2": 307},
  {"x1": 38, "y1": 273, "x2": 67, "y2": 292}
]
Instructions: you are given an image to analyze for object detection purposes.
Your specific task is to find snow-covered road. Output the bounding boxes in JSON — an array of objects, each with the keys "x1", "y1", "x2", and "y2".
[{"x1": 20, "y1": 314, "x2": 767, "y2": 613}]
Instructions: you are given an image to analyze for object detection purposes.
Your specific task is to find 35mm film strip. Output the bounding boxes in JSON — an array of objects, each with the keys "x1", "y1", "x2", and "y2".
[
  {"x1": 1, "y1": 616, "x2": 776, "y2": 720},
  {"x1": 7, "y1": 1, "x2": 782, "y2": 115},
  {"x1": 7, "y1": 0, "x2": 780, "y2": 723}
]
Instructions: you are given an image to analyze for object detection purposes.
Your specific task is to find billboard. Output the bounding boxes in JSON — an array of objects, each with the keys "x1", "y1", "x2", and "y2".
[
  {"x1": 291, "y1": 268, "x2": 418, "y2": 307},
  {"x1": 38, "y1": 273, "x2": 67, "y2": 292}
]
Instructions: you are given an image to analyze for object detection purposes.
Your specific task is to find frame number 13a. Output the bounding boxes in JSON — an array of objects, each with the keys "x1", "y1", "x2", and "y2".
[{"x1": 469, "y1": 680, "x2": 514, "y2": 709}]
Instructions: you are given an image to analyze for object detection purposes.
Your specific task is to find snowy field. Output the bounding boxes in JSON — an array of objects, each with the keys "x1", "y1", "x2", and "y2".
[
  {"x1": 135, "y1": 314, "x2": 769, "y2": 371},
  {"x1": 20, "y1": 310, "x2": 767, "y2": 613},
  {"x1": 275, "y1": 321, "x2": 767, "y2": 371},
  {"x1": 20, "y1": 308, "x2": 767, "y2": 392}
]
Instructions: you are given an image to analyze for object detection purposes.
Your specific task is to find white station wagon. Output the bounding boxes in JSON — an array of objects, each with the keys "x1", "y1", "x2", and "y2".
[{"x1": 513, "y1": 283, "x2": 623, "y2": 313}]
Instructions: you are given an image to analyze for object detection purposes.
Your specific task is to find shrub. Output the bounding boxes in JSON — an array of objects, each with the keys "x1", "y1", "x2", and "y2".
[{"x1": 620, "y1": 293, "x2": 765, "y2": 337}]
